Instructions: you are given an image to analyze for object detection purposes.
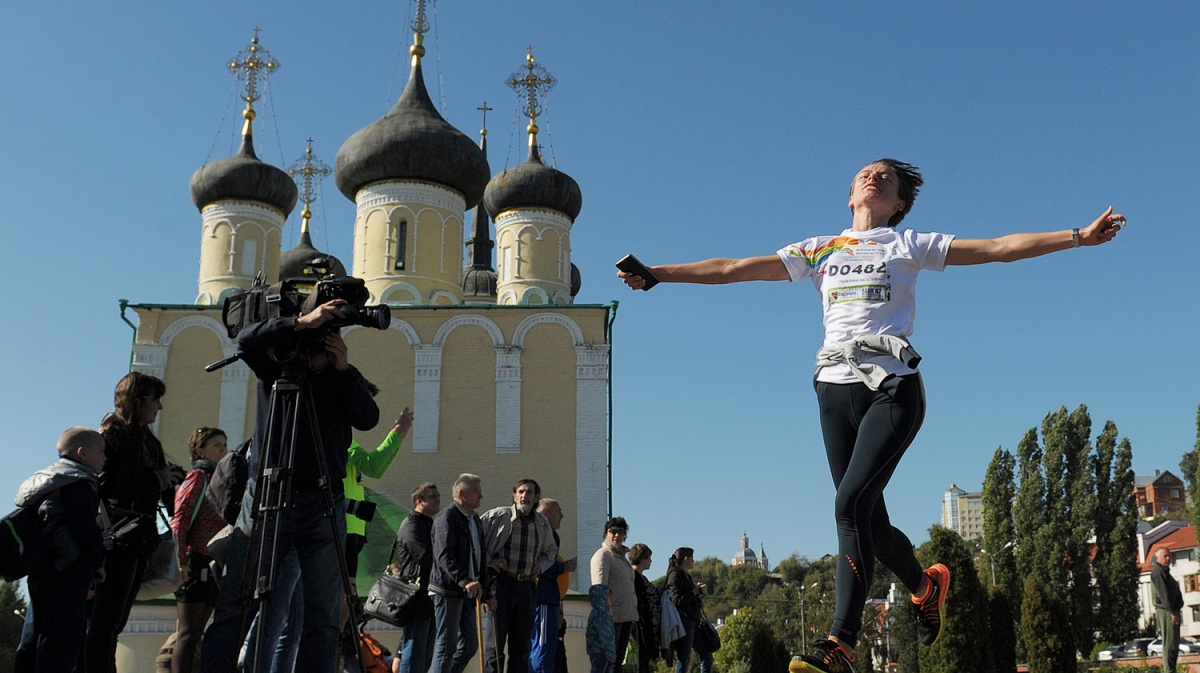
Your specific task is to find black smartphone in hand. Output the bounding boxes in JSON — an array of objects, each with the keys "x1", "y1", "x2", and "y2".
[{"x1": 615, "y1": 254, "x2": 659, "y2": 291}]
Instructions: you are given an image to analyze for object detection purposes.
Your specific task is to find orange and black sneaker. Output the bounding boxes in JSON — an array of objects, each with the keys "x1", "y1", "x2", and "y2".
[
  {"x1": 913, "y1": 563, "x2": 951, "y2": 646},
  {"x1": 795, "y1": 639, "x2": 855, "y2": 673}
]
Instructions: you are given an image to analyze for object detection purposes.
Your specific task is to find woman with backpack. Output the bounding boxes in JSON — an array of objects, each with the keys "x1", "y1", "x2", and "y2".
[{"x1": 169, "y1": 426, "x2": 228, "y2": 673}]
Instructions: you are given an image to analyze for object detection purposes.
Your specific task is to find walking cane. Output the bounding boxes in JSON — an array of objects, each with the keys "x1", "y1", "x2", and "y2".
[{"x1": 476, "y1": 597, "x2": 487, "y2": 673}]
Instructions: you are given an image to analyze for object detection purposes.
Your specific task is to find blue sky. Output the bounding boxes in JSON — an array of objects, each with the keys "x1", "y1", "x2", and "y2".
[{"x1": 1, "y1": 1, "x2": 1197, "y2": 568}]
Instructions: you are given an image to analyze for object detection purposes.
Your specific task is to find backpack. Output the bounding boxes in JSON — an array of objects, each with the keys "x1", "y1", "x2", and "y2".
[
  {"x1": 0, "y1": 504, "x2": 48, "y2": 581},
  {"x1": 209, "y1": 440, "x2": 250, "y2": 526}
]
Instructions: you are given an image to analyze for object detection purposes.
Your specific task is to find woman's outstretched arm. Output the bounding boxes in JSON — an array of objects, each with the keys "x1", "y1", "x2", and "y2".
[
  {"x1": 945, "y1": 206, "x2": 1125, "y2": 266},
  {"x1": 618, "y1": 254, "x2": 789, "y2": 289}
]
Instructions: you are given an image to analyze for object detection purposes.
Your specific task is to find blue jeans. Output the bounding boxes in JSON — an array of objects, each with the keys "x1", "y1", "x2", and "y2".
[
  {"x1": 400, "y1": 615, "x2": 436, "y2": 673},
  {"x1": 431, "y1": 593, "x2": 479, "y2": 673},
  {"x1": 673, "y1": 619, "x2": 712, "y2": 673},
  {"x1": 241, "y1": 549, "x2": 302, "y2": 673}
]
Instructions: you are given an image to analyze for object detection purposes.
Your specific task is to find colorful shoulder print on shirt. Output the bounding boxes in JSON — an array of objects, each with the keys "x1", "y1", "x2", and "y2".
[
  {"x1": 785, "y1": 236, "x2": 860, "y2": 269},
  {"x1": 784, "y1": 236, "x2": 892, "y2": 305}
]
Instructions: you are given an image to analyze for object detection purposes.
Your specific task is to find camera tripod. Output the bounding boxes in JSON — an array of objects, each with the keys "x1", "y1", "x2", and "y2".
[{"x1": 237, "y1": 358, "x2": 368, "y2": 673}]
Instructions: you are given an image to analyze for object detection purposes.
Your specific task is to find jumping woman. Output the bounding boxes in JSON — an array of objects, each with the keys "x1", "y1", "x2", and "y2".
[{"x1": 618, "y1": 159, "x2": 1125, "y2": 673}]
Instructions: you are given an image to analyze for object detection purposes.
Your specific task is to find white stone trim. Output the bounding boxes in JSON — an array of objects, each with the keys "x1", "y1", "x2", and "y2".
[
  {"x1": 356, "y1": 181, "x2": 466, "y2": 214},
  {"x1": 493, "y1": 209, "x2": 572, "y2": 232},
  {"x1": 574, "y1": 343, "x2": 610, "y2": 593},
  {"x1": 513, "y1": 313, "x2": 586, "y2": 348},
  {"x1": 495, "y1": 346, "x2": 522, "y2": 454},
  {"x1": 383, "y1": 319, "x2": 423, "y2": 347},
  {"x1": 158, "y1": 315, "x2": 231, "y2": 346},
  {"x1": 429, "y1": 290, "x2": 460, "y2": 306},
  {"x1": 412, "y1": 345, "x2": 443, "y2": 453},
  {"x1": 200, "y1": 201, "x2": 289, "y2": 222},
  {"x1": 432, "y1": 314, "x2": 506, "y2": 348},
  {"x1": 380, "y1": 282, "x2": 425, "y2": 306},
  {"x1": 218, "y1": 349, "x2": 251, "y2": 447}
]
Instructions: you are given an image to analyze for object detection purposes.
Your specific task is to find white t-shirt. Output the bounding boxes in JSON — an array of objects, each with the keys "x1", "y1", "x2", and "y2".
[{"x1": 776, "y1": 227, "x2": 955, "y2": 384}]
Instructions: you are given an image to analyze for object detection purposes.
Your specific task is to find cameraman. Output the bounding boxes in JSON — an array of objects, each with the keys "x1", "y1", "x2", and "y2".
[{"x1": 234, "y1": 298, "x2": 379, "y2": 670}]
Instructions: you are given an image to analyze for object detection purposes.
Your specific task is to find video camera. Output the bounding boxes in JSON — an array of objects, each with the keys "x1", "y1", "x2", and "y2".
[{"x1": 219, "y1": 258, "x2": 390, "y2": 357}]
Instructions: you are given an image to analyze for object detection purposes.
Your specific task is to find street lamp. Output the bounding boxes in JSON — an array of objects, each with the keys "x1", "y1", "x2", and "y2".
[{"x1": 800, "y1": 581, "x2": 819, "y2": 652}]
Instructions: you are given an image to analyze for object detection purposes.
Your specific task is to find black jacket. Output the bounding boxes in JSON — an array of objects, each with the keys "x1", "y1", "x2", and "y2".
[
  {"x1": 238, "y1": 317, "x2": 380, "y2": 490},
  {"x1": 667, "y1": 568, "x2": 702, "y2": 621},
  {"x1": 393, "y1": 510, "x2": 436, "y2": 618},
  {"x1": 98, "y1": 421, "x2": 173, "y2": 517},
  {"x1": 429, "y1": 503, "x2": 484, "y2": 598},
  {"x1": 1152, "y1": 559, "x2": 1184, "y2": 613}
]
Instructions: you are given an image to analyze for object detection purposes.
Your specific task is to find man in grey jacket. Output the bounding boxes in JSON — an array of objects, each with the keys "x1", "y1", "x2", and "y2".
[
  {"x1": 1152, "y1": 545, "x2": 1185, "y2": 673},
  {"x1": 480, "y1": 478, "x2": 558, "y2": 673}
]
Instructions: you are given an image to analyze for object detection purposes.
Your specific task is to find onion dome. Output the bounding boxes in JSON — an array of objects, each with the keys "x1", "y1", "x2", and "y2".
[
  {"x1": 483, "y1": 143, "x2": 582, "y2": 221},
  {"x1": 279, "y1": 217, "x2": 347, "y2": 282},
  {"x1": 335, "y1": 32, "x2": 489, "y2": 208},
  {"x1": 190, "y1": 109, "x2": 298, "y2": 216}
]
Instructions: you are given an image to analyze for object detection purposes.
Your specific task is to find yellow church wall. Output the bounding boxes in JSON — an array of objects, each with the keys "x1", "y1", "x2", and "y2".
[
  {"x1": 159, "y1": 326, "x2": 227, "y2": 465},
  {"x1": 125, "y1": 303, "x2": 608, "y2": 587},
  {"x1": 436, "y1": 324, "x2": 497, "y2": 453}
]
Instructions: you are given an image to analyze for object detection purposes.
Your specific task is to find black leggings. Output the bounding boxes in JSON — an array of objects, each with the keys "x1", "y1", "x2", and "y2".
[{"x1": 815, "y1": 373, "x2": 927, "y2": 647}]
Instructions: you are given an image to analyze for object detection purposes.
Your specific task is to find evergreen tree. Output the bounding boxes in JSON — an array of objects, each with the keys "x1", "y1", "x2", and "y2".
[
  {"x1": 892, "y1": 601, "x2": 919, "y2": 673},
  {"x1": 1103, "y1": 437, "x2": 1141, "y2": 642},
  {"x1": 981, "y1": 447, "x2": 1018, "y2": 599},
  {"x1": 1013, "y1": 428, "x2": 1047, "y2": 594},
  {"x1": 1092, "y1": 420, "x2": 1121, "y2": 642},
  {"x1": 916, "y1": 526, "x2": 993, "y2": 673},
  {"x1": 987, "y1": 587, "x2": 1017, "y2": 673},
  {"x1": 1065, "y1": 406, "x2": 1097, "y2": 657},
  {"x1": 1021, "y1": 578, "x2": 1076, "y2": 673}
]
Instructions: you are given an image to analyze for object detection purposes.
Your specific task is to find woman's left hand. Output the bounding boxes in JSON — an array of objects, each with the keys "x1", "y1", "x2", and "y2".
[{"x1": 1080, "y1": 206, "x2": 1126, "y2": 246}]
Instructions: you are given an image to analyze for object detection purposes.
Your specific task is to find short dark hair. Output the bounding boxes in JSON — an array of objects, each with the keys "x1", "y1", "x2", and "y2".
[
  {"x1": 849, "y1": 158, "x2": 924, "y2": 227},
  {"x1": 412, "y1": 482, "x2": 438, "y2": 505},
  {"x1": 513, "y1": 478, "x2": 541, "y2": 498},
  {"x1": 604, "y1": 516, "x2": 629, "y2": 535}
]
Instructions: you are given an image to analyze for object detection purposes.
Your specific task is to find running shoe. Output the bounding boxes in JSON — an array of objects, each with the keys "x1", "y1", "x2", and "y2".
[
  {"x1": 794, "y1": 639, "x2": 855, "y2": 673},
  {"x1": 913, "y1": 563, "x2": 951, "y2": 646}
]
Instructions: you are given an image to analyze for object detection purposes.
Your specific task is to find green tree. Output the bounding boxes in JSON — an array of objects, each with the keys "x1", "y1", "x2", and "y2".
[
  {"x1": 1021, "y1": 578, "x2": 1076, "y2": 673},
  {"x1": 916, "y1": 526, "x2": 993, "y2": 673},
  {"x1": 1055, "y1": 405, "x2": 1096, "y2": 657},
  {"x1": 987, "y1": 587, "x2": 1017, "y2": 673},
  {"x1": 714, "y1": 606, "x2": 789, "y2": 673},
  {"x1": 1099, "y1": 436, "x2": 1141, "y2": 643},
  {"x1": 0, "y1": 580, "x2": 27, "y2": 672},
  {"x1": 981, "y1": 448, "x2": 1018, "y2": 598}
]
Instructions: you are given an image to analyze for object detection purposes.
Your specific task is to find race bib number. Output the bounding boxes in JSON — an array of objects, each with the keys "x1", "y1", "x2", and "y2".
[{"x1": 829, "y1": 284, "x2": 890, "y2": 304}]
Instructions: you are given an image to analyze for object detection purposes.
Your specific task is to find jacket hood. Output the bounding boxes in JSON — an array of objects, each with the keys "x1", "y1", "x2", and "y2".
[{"x1": 15, "y1": 457, "x2": 98, "y2": 507}]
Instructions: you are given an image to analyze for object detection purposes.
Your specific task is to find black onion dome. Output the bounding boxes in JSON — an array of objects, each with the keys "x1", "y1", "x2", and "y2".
[
  {"x1": 190, "y1": 133, "x2": 298, "y2": 216},
  {"x1": 569, "y1": 263, "x2": 581, "y2": 297},
  {"x1": 483, "y1": 145, "x2": 582, "y2": 222},
  {"x1": 462, "y1": 267, "x2": 498, "y2": 299},
  {"x1": 335, "y1": 62, "x2": 490, "y2": 209},
  {"x1": 279, "y1": 228, "x2": 347, "y2": 281}
]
